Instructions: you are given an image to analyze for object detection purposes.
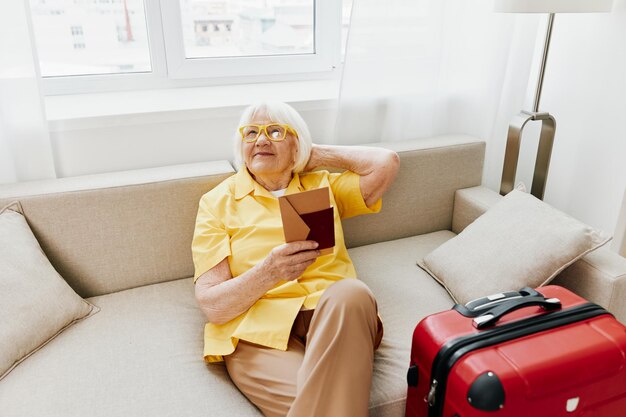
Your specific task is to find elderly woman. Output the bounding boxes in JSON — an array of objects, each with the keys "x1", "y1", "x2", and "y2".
[{"x1": 192, "y1": 101, "x2": 399, "y2": 417}]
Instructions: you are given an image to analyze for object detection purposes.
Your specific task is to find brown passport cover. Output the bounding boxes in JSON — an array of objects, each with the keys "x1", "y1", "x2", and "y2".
[{"x1": 278, "y1": 187, "x2": 335, "y2": 255}]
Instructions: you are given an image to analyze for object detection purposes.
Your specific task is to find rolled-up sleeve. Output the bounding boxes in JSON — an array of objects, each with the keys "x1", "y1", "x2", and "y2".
[
  {"x1": 329, "y1": 171, "x2": 382, "y2": 219},
  {"x1": 192, "y1": 196, "x2": 231, "y2": 282}
]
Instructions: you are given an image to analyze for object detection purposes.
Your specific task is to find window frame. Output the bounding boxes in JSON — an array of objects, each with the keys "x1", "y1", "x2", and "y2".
[{"x1": 40, "y1": 0, "x2": 342, "y2": 96}]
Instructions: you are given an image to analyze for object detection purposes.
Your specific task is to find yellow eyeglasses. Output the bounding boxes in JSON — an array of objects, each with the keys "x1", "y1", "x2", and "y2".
[{"x1": 239, "y1": 124, "x2": 296, "y2": 143}]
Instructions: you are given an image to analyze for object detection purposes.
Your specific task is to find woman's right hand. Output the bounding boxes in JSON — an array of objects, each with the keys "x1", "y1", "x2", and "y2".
[
  {"x1": 262, "y1": 240, "x2": 320, "y2": 282},
  {"x1": 195, "y1": 240, "x2": 320, "y2": 325}
]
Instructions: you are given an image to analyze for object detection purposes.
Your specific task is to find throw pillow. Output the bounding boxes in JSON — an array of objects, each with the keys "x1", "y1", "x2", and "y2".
[
  {"x1": 0, "y1": 202, "x2": 97, "y2": 380},
  {"x1": 418, "y1": 190, "x2": 611, "y2": 305}
]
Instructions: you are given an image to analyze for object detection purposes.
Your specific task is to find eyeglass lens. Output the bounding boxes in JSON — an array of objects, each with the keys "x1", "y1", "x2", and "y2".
[{"x1": 242, "y1": 124, "x2": 287, "y2": 142}]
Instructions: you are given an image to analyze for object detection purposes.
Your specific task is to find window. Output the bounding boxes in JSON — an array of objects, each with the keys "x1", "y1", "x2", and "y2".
[
  {"x1": 29, "y1": 0, "x2": 347, "y2": 95},
  {"x1": 30, "y1": 0, "x2": 151, "y2": 77},
  {"x1": 179, "y1": 1, "x2": 314, "y2": 59},
  {"x1": 160, "y1": 0, "x2": 338, "y2": 79},
  {"x1": 70, "y1": 25, "x2": 83, "y2": 36}
]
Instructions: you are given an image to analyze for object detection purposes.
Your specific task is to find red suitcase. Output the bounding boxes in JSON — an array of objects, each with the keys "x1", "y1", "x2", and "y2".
[{"x1": 405, "y1": 285, "x2": 626, "y2": 417}]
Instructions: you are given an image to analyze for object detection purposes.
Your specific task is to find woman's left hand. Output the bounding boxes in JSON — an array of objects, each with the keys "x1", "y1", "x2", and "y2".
[
  {"x1": 302, "y1": 144, "x2": 399, "y2": 208},
  {"x1": 303, "y1": 144, "x2": 321, "y2": 172}
]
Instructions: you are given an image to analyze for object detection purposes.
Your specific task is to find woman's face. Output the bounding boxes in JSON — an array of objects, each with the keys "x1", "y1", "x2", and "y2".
[{"x1": 242, "y1": 112, "x2": 298, "y2": 180}]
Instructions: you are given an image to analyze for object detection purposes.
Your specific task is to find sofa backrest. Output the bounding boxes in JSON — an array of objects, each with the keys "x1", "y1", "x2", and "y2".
[
  {"x1": 342, "y1": 135, "x2": 485, "y2": 247},
  {"x1": 0, "y1": 162, "x2": 235, "y2": 298},
  {"x1": 0, "y1": 135, "x2": 485, "y2": 297}
]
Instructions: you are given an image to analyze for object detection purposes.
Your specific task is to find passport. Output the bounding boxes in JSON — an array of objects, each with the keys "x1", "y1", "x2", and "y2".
[{"x1": 278, "y1": 187, "x2": 335, "y2": 255}]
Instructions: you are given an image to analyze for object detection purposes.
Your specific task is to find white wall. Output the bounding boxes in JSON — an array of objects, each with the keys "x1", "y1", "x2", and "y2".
[
  {"x1": 536, "y1": 1, "x2": 626, "y2": 236},
  {"x1": 48, "y1": 99, "x2": 337, "y2": 178},
  {"x1": 49, "y1": 107, "x2": 250, "y2": 177}
]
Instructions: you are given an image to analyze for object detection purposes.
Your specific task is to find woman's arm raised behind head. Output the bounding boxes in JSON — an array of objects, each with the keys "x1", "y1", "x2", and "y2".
[{"x1": 304, "y1": 144, "x2": 400, "y2": 207}]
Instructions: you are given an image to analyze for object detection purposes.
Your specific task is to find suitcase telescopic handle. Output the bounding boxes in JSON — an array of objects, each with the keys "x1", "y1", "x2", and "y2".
[{"x1": 472, "y1": 296, "x2": 562, "y2": 329}]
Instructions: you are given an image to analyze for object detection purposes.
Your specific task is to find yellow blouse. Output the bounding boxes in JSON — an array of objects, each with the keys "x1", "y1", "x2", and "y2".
[{"x1": 192, "y1": 168, "x2": 381, "y2": 362}]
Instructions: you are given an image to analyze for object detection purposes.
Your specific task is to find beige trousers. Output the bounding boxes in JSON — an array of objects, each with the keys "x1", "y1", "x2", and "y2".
[{"x1": 224, "y1": 279, "x2": 383, "y2": 417}]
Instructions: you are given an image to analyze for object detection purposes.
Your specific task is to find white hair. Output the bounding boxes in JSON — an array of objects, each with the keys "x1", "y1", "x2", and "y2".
[{"x1": 233, "y1": 101, "x2": 313, "y2": 173}]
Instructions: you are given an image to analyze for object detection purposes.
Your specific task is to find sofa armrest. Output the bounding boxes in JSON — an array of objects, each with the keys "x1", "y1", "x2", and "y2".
[
  {"x1": 452, "y1": 186, "x2": 502, "y2": 234},
  {"x1": 452, "y1": 185, "x2": 626, "y2": 324},
  {"x1": 552, "y1": 249, "x2": 626, "y2": 325}
]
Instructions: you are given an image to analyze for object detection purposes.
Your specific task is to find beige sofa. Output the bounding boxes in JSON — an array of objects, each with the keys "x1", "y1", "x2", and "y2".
[{"x1": 1, "y1": 135, "x2": 625, "y2": 417}]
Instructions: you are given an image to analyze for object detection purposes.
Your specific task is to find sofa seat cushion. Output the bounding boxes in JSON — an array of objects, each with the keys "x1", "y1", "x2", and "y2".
[
  {"x1": 350, "y1": 230, "x2": 457, "y2": 416},
  {"x1": 0, "y1": 231, "x2": 457, "y2": 417},
  {"x1": 0, "y1": 278, "x2": 261, "y2": 417}
]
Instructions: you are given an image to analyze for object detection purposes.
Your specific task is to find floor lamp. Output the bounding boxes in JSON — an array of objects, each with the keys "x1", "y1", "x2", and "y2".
[{"x1": 495, "y1": 0, "x2": 614, "y2": 200}]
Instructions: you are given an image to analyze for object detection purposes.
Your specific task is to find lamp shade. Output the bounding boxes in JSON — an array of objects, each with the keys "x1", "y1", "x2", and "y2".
[{"x1": 494, "y1": 0, "x2": 613, "y2": 13}]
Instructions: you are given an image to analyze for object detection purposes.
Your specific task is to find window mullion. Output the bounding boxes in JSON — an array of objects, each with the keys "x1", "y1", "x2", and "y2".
[
  {"x1": 144, "y1": 0, "x2": 168, "y2": 79},
  {"x1": 158, "y1": 0, "x2": 187, "y2": 78}
]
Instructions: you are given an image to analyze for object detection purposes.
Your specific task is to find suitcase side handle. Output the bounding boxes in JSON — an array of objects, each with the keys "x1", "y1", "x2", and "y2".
[
  {"x1": 454, "y1": 287, "x2": 541, "y2": 318},
  {"x1": 473, "y1": 296, "x2": 562, "y2": 329}
]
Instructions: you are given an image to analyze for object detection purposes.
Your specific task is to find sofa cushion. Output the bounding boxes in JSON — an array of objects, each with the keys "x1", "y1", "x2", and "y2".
[
  {"x1": 343, "y1": 136, "x2": 485, "y2": 248},
  {"x1": 0, "y1": 231, "x2": 456, "y2": 417},
  {"x1": 0, "y1": 203, "x2": 96, "y2": 381},
  {"x1": 0, "y1": 161, "x2": 236, "y2": 298},
  {"x1": 350, "y1": 230, "x2": 456, "y2": 416},
  {"x1": 0, "y1": 278, "x2": 261, "y2": 417},
  {"x1": 420, "y1": 190, "x2": 611, "y2": 305}
]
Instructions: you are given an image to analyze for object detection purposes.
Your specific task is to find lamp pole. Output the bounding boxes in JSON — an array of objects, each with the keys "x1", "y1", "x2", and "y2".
[
  {"x1": 533, "y1": 13, "x2": 554, "y2": 112},
  {"x1": 500, "y1": 14, "x2": 557, "y2": 200}
]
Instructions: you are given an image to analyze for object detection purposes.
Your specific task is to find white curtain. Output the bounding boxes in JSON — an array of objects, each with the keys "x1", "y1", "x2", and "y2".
[
  {"x1": 336, "y1": 0, "x2": 543, "y2": 190},
  {"x1": 0, "y1": 0, "x2": 56, "y2": 185}
]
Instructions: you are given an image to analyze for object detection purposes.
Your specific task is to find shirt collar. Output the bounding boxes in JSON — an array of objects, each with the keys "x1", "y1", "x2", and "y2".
[{"x1": 234, "y1": 168, "x2": 304, "y2": 200}]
